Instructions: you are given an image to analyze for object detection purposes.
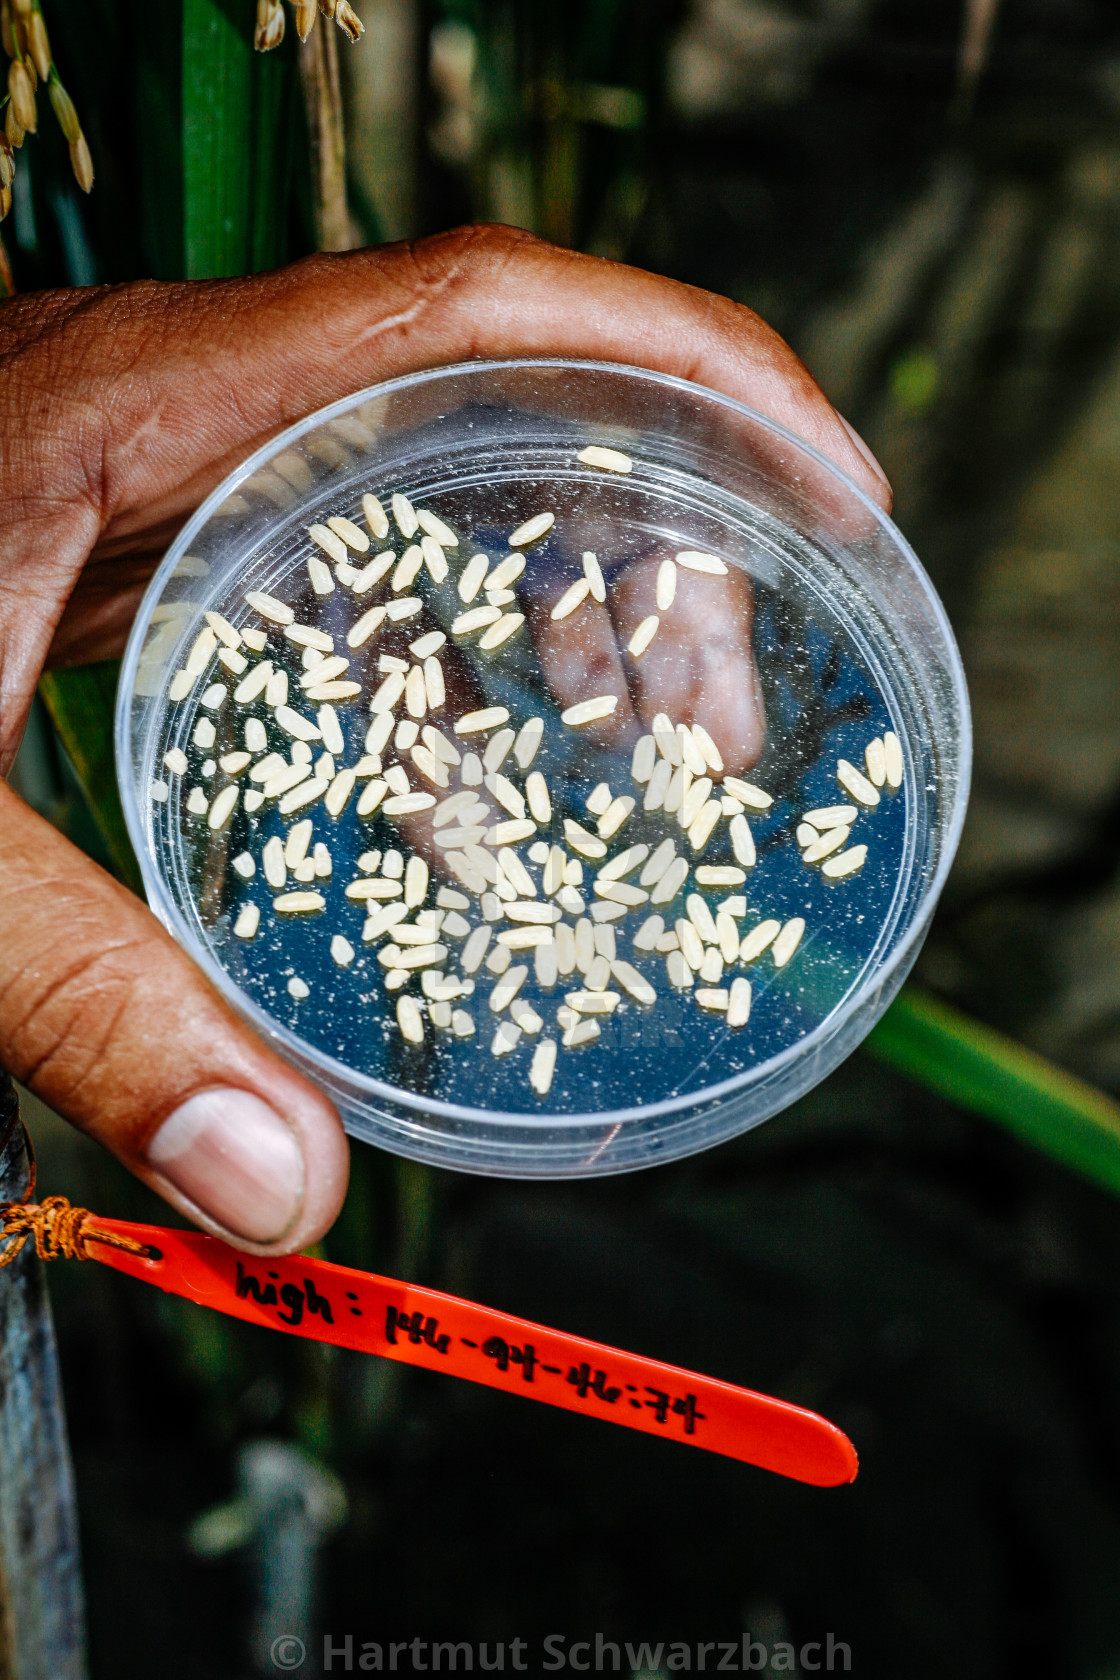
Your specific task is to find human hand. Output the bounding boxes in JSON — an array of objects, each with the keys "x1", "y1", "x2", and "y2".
[{"x1": 0, "y1": 224, "x2": 890, "y2": 1253}]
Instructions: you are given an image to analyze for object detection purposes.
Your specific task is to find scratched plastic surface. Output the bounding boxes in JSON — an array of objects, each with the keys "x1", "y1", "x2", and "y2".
[{"x1": 118, "y1": 361, "x2": 969, "y2": 1176}]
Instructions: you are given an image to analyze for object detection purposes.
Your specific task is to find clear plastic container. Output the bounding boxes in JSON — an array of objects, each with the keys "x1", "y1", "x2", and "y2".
[{"x1": 116, "y1": 359, "x2": 970, "y2": 1177}]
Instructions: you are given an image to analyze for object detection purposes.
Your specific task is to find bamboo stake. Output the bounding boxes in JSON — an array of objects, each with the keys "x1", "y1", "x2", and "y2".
[{"x1": 0, "y1": 1078, "x2": 87, "y2": 1680}]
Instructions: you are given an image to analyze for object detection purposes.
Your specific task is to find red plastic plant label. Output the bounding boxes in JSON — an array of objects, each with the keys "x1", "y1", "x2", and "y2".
[{"x1": 88, "y1": 1218, "x2": 857, "y2": 1486}]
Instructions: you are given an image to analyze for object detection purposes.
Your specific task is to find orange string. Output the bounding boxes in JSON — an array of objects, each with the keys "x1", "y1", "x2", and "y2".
[{"x1": 0, "y1": 1125, "x2": 152, "y2": 1269}]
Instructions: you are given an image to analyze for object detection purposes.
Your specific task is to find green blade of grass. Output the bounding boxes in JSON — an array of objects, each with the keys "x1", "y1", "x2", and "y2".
[
  {"x1": 183, "y1": 0, "x2": 296, "y2": 279},
  {"x1": 182, "y1": 0, "x2": 255, "y2": 279},
  {"x1": 866, "y1": 986, "x2": 1120, "y2": 1197},
  {"x1": 38, "y1": 663, "x2": 142, "y2": 894}
]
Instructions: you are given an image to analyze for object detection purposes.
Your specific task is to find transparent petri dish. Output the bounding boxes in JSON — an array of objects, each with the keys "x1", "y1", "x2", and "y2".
[{"x1": 116, "y1": 359, "x2": 970, "y2": 1178}]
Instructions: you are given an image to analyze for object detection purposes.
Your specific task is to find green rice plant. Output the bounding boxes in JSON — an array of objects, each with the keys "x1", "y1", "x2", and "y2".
[{"x1": 867, "y1": 987, "x2": 1120, "y2": 1196}]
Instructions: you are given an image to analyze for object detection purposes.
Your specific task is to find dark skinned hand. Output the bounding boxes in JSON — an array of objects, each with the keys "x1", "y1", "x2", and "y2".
[{"x1": 0, "y1": 225, "x2": 890, "y2": 1255}]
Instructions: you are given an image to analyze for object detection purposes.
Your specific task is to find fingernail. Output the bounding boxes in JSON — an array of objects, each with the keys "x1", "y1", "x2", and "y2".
[
  {"x1": 147, "y1": 1089, "x2": 305, "y2": 1245},
  {"x1": 837, "y1": 414, "x2": 892, "y2": 498}
]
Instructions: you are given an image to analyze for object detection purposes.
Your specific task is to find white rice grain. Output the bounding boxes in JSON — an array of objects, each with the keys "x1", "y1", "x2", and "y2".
[
  {"x1": 723, "y1": 777, "x2": 772, "y2": 810},
  {"x1": 309, "y1": 523, "x2": 348, "y2": 565},
  {"x1": 628, "y1": 615, "x2": 659, "y2": 657},
  {"x1": 676, "y1": 550, "x2": 728, "y2": 575},
  {"x1": 739, "y1": 919, "x2": 780, "y2": 962},
  {"x1": 478, "y1": 612, "x2": 525, "y2": 650},
  {"x1": 274, "y1": 705, "x2": 322, "y2": 742},
  {"x1": 865, "y1": 736, "x2": 886, "y2": 787},
  {"x1": 688, "y1": 799, "x2": 723, "y2": 851},
  {"x1": 561, "y1": 695, "x2": 618, "y2": 727},
  {"x1": 487, "y1": 552, "x2": 526, "y2": 591},
  {"x1": 234, "y1": 903, "x2": 259, "y2": 939},
  {"x1": 397, "y1": 995, "x2": 424, "y2": 1043},
  {"x1": 327, "y1": 515, "x2": 370, "y2": 554},
  {"x1": 299, "y1": 656, "x2": 348, "y2": 689},
  {"x1": 803, "y1": 825, "x2": 851, "y2": 865},
  {"x1": 551, "y1": 577, "x2": 590, "y2": 620},
  {"x1": 331, "y1": 935, "x2": 356, "y2": 967},
  {"x1": 648, "y1": 855, "x2": 689, "y2": 905},
  {"x1": 383, "y1": 792, "x2": 436, "y2": 815},
  {"x1": 577, "y1": 445, "x2": 632, "y2": 473},
  {"x1": 205, "y1": 784, "x2": 238, "y2": 831},
  {"x1": 633, "y1": 916, "x2": 663, "y2": 952},
  {"x1": 316, "y1": 705, "x2": 345, "y2": 758},
  {"x1": 274, "y1": 890, "x2": 325, "y2": 915},
  {"x1": 695, "y1": 866, "x2": 746, "y2": 887},
  {"x1": 279, "y1": 778, "x2": 330, "y2": 815},
  {"x1": 729, "y1": 814, "x2": 756, "y2": 868},
  {"x1": 218, "y1": 647, "x2": 248, "y2": 676},
  {"x1": 598, "y1": 796, "x2": 634, "y2": 839},
  {"x1": 457, "y1": 553, "x2": 491, "y2": 605},
  {"x1": 564, "y1": 819, "x2": 607, "y2": 860},
  {"x1": 353, "y1": 553, "x2": 395, "y2": 596},
  {"x1": 347, "y1": 605, "x2": 388, "y2": 651},
  {"x1": 415, "y1": 507, "x2": 457, "y2": 547},
  {"x1": 695, "y1": 988, "x2": 730, "y2": 1011},
  {"x1": 530, "y1": 1039, "x2": 558, "y2": 1094},
  {"x1": 631, "y1": 735, "x2": 656, "y2": 785},
  {"x1": 455, "y1": 706, "x2": 510, "y2": 735},
  {"x1": 356, "y1": 779, "x2": 388, "y2": 817},
  {"x1": 599, "y1": 843, "x2": 649, "y2": 882},
  {"x1": 581, "y1": 551, "x2": 606, "y2": 603},
  {"x1": 246, "y1": 591, "x2": 294, "y2": 626},
  {"x1": 362, "y1": 494, "x2": 389, "y2": 539},
  {"x1": 822, "y1": 844, "x2": 868, "y2": 879},
  {"x1": 509, "y1": 512, "x2": 554, "y2": 547},
  {"x1": 771, "y1": 917, "x2": 806, "y2": 966},
  {"x1": 655, "y1": 559, "x2": 678, "y2": 611},
  {"x1": 642, "y1": 758, "x2": 673, "y2": 814},
  {"x1": 485, "y1": 819, "x2": 536, "y2": 846},
  {"x1": 836, "y1": 758, "x2": 880, "y2": 807}
]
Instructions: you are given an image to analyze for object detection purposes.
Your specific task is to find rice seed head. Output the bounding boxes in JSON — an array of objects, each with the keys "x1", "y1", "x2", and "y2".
[
  {"x1": 4, "y1": 99, "x2": 23, "y2": 149},
  {"x1": 294, "y1": 0, "x2": 317, "y2": 39},
  {"x1": 254, "y1": 0, "x2": 286, "y2": 49},
  {"x1": 69, "y1": 131, "x2": 93, "y2": 193},
  {"x1": 27, "y1": 10, "x2": 49, "y2": 81},
  {"x1": 0, "y1": 136, "x2": 13, "y2": 190},
  {"x1": 8, "y1": 60, "x2": 36, "y2": 132},
  {"x1": 334, "y1": 0, "x2": 363, "y2": 39},
  {"x1": 0, "y1": 3, "x2": 13, "y2": 58}
]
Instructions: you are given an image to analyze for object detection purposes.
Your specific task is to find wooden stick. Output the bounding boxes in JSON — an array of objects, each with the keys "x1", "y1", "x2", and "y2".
[{"x1": 0, "y1": 1077, "x2": 87, "y2": 1679}]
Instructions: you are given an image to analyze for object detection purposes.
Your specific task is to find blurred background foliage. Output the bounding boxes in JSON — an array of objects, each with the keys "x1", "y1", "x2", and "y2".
[{"x1": 11, "y1": 0, "x2": 1120, "y2": 1675}]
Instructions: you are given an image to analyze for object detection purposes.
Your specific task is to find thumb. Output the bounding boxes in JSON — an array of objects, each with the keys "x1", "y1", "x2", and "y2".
[{"x1": 0, "y1": 781, "x2": 348, "y2": 1254}]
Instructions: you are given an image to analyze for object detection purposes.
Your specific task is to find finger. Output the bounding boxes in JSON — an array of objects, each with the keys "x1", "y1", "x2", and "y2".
[
  {"x1": 606, "y1": 557, "x2": 766, "y2": 774},
  {"x1": 521, "y1": 571, "x2": 642, "y2": 757},
  {"x1": 0, "y1": 782, "x2": 349, "y2": 1254}
]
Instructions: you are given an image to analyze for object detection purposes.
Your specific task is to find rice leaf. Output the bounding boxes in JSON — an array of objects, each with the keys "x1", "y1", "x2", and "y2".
[
  {"x1": 38, "y1": 663, "x2": 142, "y2": 894},
  {"x1": 183, "y1": 0, "x2": 296, "y2": 278},
  {"x1": 866, "y1": 986, "x2": 1120, "y2": 1197}
]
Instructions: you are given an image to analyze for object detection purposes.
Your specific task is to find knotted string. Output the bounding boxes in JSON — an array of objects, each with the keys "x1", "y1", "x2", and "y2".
[{"x1": 0, "y1": 1125, "x2": 154, "y2": 1269}]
